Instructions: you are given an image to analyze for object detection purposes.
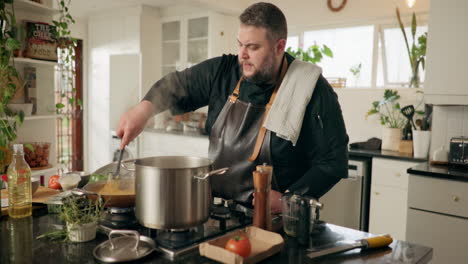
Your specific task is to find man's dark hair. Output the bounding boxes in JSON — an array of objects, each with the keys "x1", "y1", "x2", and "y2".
[{"x1": 239, "y1": 2, "x2": 287, "y2": 41}]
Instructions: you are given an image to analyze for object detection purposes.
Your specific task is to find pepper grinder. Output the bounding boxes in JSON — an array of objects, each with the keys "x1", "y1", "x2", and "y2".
[{"x1": 253, "y1": 164, "x2": 272, "y2": 230}]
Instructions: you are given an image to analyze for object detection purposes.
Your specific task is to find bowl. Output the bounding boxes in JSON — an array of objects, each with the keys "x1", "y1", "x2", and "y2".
[
  {"x1": 32, "y1": 177, "x2": 40, "y2": 195},
  {"x1": 23, "y1": 142, "x2": 51, "y2": 168},
  {"x1": 65, "y1": 171, "x2": 91, "y2": 188},
  {"x1": 59, "y1": 173, "x2": 81, "y2": 191}
]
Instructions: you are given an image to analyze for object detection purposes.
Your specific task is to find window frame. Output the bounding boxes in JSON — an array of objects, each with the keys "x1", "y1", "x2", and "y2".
[{"x1": 287, "y1": 13, "x2": 428, "y2": 89}]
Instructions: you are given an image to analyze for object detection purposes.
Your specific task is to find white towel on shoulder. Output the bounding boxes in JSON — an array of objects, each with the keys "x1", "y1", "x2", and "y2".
[{"x1": 264, "y1": 60, "x2": 322, "y2": 146}]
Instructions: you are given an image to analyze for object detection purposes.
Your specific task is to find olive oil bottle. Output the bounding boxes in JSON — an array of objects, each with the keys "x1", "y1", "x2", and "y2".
[{"x1": 7, "y1": 144, "x2": 32, "y2": 218}]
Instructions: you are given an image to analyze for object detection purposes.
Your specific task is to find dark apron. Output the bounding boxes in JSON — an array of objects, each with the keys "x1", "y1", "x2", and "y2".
[{"x1": 209, "y1": 58, "x2": 288, "y2": 203}]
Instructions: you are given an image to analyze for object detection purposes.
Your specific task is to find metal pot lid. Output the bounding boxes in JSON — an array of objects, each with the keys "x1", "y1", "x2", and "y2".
[{"x1": 93, "y1": 230, "x2": 156, "y2": 263}]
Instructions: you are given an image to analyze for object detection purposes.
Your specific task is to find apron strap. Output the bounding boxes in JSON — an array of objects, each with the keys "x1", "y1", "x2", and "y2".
[
  {"x1": 229, "y1": 77, "x2": 243, "y2": 103},
  {"x1": 248, "y1": 57, "x2": 289, "y2": 162}
]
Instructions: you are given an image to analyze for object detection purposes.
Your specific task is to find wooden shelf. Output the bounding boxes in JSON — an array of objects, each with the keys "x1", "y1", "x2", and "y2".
[
  {"x1": 3, "y1": 114, "x2": 63, "y2": 121},
  {"x1": 13, "y1": 57, "x2": 58, "y2": 67},
  {"x1": 15, "y1": 0, "x2": 59, "y2": 15},
  {"x1": 25, "y1": 114, "x2": 63, "y2": 120},
  {"x1": 31, "y1": 165, "x2": 59, "y2": 177}
]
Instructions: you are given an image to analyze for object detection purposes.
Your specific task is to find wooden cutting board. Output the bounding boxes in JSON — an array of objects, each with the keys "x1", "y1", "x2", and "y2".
[{"x1": 1, "y1": 186, "x2": 60, "y2": 216}]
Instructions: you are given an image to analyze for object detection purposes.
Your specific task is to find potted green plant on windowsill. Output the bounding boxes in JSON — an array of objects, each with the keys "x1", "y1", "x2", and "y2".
[
  {"x1": 396, "y1": 8, "x2": 427, "y2": 88},
  {"x1": 366, "y1": 89, "x2": 406, "y2": 151},
  {"x1": 286, "y1": 43, "x2": 333, "y2": 64}
]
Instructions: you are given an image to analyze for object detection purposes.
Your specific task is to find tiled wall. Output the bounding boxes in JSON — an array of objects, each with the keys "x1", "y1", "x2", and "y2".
[{"x1": 430, "y1": 106, "x2": 468, "y2": 157}]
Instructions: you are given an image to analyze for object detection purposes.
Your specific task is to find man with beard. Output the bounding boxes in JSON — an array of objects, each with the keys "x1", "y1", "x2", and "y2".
[{"x1": 116, "y1": 2, "x2": 348, "y2": 213}]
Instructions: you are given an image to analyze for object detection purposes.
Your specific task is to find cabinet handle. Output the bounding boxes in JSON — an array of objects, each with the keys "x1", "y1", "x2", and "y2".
[
  {"x1": 375, "y1": 192, "x2": 380, "y2": 195},
  {"x1": 453, "y1": 196, "x2": 460, "y2": 202},
  {"x1": 395, "y1": 173, "x2": 401, "y2": 177}
]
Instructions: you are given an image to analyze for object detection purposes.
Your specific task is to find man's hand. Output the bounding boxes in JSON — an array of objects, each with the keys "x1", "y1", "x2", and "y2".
[
  {"x1": 252, "y1": 189, "x2": 283, "y2": 214},
  {"x1": 116, "y1": 100, "x2": 155, "y2": 149}
]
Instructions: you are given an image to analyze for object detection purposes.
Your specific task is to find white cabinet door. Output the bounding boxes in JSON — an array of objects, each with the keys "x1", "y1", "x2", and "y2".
[
  {"x1": 407, "y1": 208, "x2": 468, "y2": 264},
  {"x1": 369, "y1": 184, "x2": 408, "y2": 241},
  {"x1": 161, "y1": 12, "x2": 237, "y2": 77},
  {"x1": 369, "y1": 158, "x2": 420, "y2": 240},
  {"x1": 424, "y1": 0, "x2": 468, "y2": 104}
]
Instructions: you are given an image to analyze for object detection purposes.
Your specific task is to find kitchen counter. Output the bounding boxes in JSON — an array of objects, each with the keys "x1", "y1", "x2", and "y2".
[
  {"x1": 0, "y1": 210, "x2": 432, "y2": 264},
  {"x1": 408, "y1": 162, "x2": 468, "y2": 182},
  {"x1": 349, "y1": 148, "x2": 427, "y2": 162}
]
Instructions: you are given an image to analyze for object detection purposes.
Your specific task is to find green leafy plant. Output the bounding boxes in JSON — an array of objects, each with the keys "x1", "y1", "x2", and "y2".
[
  {"x1": 396, "y1": 8, "x2": 427, "y2": 88},
  {"x1": 286, "y1": 43, "x2": 333, "y2": 64},
  {"x1": 350, "y1": 63, "x2": 362, "y2": 78},
  {"x1": 60, "y1": 195, "x2": 104, "y2": 225},
  {"x1": 367, "y1": 89, "x2": 406, "y2": 128},
  {"x1": 37, "y1": 194, "x2": 104, "y2": 241},
  {"x1": 53, "y1": 0, "x2": 80, "y2": 115},
  {"x1": 0, "y1": 0, "x2": 25, "y2": 173}
]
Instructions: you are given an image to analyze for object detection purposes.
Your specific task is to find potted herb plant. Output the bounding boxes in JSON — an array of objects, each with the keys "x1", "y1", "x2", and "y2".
[
  {"x1": 367, "y1": 89, "x2": 406, "y2": 151},
  {"x1": 396, "y1": 8, "x2": 427, "y2": 88},
  {"x1": 61, "y1": 194, "x2": 104, "y2": 242}
]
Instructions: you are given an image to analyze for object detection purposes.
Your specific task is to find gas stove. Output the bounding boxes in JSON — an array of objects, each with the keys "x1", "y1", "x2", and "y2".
[{"x1": 98, "y1": 199, "x2": 253, "y2": 260}]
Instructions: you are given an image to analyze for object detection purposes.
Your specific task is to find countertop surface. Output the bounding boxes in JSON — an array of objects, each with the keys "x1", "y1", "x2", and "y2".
[
  {"x1": 0, "y1": 209, "x2": 433, "y2": 264},
  {"x1": 349, "y1": 148, "x2": 427, "y2": 162},
  {"x1": 407, "y1": 162, "x2": 468, "y2": 182}
]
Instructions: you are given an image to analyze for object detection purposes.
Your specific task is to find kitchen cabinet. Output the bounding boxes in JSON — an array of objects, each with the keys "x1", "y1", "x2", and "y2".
[
  {"x1": 369, "y1": 158, "x2": 420, "y2": 241},
  {"x1": 161, "y1": 12, "x2": 237, "y2": 76},
  {"x1": 12, "y1": 0, "x2": 60, "y2": 178},
  {"x1": 424, "y1": 0, "x2": 468, "y2": 105},
  {"x1": 407, "y1": 175, "x2": 468, "y2": 264}
]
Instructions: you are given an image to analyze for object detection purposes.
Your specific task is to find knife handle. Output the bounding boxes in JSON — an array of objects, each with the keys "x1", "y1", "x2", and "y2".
[{"x1": 364, "y1": 234, "x2": 393, "y2": 249}]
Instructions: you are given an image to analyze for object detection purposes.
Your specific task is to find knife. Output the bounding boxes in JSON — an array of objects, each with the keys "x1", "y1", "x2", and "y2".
[{"x1": 307, "y1": 234, "x2": 393, "y2": 259}]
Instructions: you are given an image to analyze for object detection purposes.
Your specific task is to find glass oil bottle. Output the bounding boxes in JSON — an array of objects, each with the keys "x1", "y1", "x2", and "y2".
[{"x1": 7, "y1": 144, "x2": 32, "y2": 218}]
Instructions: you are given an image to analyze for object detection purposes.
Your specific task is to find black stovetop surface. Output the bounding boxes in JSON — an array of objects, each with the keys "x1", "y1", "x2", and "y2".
[{"x1": 100, "y1": 204, "x2": 253, "y2": 251}]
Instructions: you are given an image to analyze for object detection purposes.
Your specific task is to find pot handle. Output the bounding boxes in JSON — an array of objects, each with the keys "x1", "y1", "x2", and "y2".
[
  {"x1": 194, "y1": 167, "x2": 229, "y2": 180},
  {"x1": 121, "y1": 160, "x2": 136, "y2": 172},
  {"x1": 109, "y1": 230, "x2": 140, "y2": 251}
]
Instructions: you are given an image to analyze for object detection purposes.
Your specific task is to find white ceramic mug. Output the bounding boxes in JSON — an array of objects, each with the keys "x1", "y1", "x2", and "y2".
[{"x1": 413, "y1": 130, "x2": 431, "y2": 158}]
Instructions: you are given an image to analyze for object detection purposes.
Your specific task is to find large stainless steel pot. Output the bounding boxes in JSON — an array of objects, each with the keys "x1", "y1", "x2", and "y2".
[{"x1": 135, "y1": 156, "x2": 227, "y2": 230}]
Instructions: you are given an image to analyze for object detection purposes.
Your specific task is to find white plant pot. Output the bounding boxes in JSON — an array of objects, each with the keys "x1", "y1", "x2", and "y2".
[
  {"x1": 381, "y1": 127, "x2": 402, "y2": 151},
  {"x1": 413, "y1": 130, "x2": 431, "y2": 159},
  {"x1": 7, "y1": 103, "x2": 33, "y2": 116},
  {"x1": 67, "y1": 222, "x2": 97, "y2": 242}
]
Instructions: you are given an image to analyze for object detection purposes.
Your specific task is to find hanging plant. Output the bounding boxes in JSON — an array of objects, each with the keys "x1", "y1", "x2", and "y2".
[
  {"x1": 0, "y1": 0, "x2": 25, "y2": 173},
  {"x1": 53, "y1": 0, "x2": 81, "y2": 115}
]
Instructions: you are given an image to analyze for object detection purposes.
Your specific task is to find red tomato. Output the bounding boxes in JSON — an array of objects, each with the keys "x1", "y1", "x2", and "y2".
[
  {"x1": 225, "y1": 235, "x2": 251, "y2": 258},
  {"x1": 48, "y1": 175, "x2": 61, "y2": 189}
]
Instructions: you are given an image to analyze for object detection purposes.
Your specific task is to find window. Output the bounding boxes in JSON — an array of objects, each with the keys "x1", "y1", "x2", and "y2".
[
  {"x1": 288, "y1": 17, "x2": 428, "y2": 89},
  {"x1": 286, "y1": 35, "x2": 299, "y2": 51},
  {"x1": 380, "y1": 25, "x2": 428, "y2": 86},
  {"x1": 303, "y1": 26, "x2": 374, "y2": 87}
]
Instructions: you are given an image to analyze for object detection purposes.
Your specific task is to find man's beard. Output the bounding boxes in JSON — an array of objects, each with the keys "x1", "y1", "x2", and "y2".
[{"x1": 240, "y1": 54, "x2": 277, "y2": 84}]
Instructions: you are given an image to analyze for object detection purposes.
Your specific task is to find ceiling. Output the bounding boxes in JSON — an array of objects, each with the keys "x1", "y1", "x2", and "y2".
[
  {"x1": 69, "y1": 0, "x2": 184, "y2": 18},
  {"x1": 68, "y1": 0, "x2": 248, "y2": 18}
]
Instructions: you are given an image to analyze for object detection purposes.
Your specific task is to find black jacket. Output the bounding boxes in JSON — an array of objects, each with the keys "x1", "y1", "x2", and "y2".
[{"x1": 143, "y1": 53, "x2": 349, "y2": 198}]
